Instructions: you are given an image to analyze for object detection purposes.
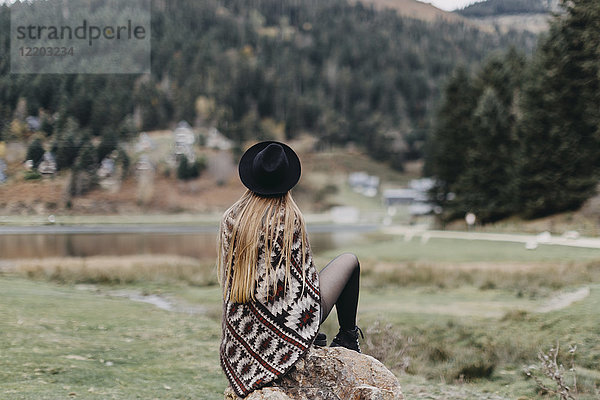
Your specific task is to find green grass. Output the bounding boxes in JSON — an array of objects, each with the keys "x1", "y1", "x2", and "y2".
[
  {"x1": 327, "y1": 182, "x2": 385, "y2": 212},
  {"x1": 4, "y1": 234, "x2": 600, "y2": 399},
  {"x1": 356, "y1": 286, "x2": 600, "y2": 399},
  {"x1": 358, "y1": 285, "x2": 542, "y2": 318},
  {"x1": 0, "y1": 277, "x2": 226, "y2": 399},
  {"x1": 321, "y1": 235, "x2": 600, "y2": 264},
  {"x1": 461, "y1": 208, "x2": 600, "y2": 238},
  {"x1": 303, "y1": 151, "x2": 413, "y2": 186},
  {"x1": 315, "y1": 236, "x2": 600, "y2": 295},
  {"x1": 316, "y1": 237, "x2": 600, "y2": 398},
  {"x1": 4, "y1": 276, "x2": 599, "y2": 399}
]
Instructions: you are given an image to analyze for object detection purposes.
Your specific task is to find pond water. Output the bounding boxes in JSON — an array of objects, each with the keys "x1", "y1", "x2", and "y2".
[{"x1": 0, "y1": 225, "x2": 374, "y2": 260}]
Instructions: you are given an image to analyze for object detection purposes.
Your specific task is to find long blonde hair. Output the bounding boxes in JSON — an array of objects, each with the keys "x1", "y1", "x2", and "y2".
[{"x1": 217, "y1": 190, "x2": 308, "y2": 303}]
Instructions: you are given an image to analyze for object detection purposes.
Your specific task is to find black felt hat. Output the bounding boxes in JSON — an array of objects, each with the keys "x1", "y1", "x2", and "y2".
[{"x1": 238, "y1": 141, "x2": 301, "y2": 197}]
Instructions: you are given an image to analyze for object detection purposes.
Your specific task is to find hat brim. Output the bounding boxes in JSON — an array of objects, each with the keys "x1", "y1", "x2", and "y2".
[{"x1": 238, "y1": 141, "x2": 301, "y2": 196}]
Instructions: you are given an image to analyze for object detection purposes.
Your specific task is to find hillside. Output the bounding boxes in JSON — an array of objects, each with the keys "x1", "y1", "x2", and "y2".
[
  {"x1": 469, "y1": 14, "x2": 553, "y2": 33},
  {"x1": 457, "y1": 0, "x2": 562, "y2": 33},
  {"x1": 0, "y1": 133, "x2": 414, "y2": 217},
  {"x1": 0, "y1": 0, "x2": 537, "y2": 176},
  {"x1": 351, "y1": 0, "x2": 467, "y2": 23},
  {"x1": 457, "y1": 0, "x2": 559, "y2": 17}
]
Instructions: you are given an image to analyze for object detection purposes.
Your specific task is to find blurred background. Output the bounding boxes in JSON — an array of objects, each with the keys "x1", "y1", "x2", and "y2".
[{"x1": 1, "y1": 0, "x2": 599, "y2": 399}]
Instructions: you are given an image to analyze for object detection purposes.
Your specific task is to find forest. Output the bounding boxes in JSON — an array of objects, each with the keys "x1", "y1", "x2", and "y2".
[
  {"x1": 0, "y1": 0, "x2": 535, "y2": 173},
  {"x1": 3, "y1": 0, "x2": 596, "y2": 224},
  {"x1": 426, "y1": 0, "x2": 600, "y2": 222},
  {"x1": 456, "y1": 0, "x2": 554, "y2": 17}
]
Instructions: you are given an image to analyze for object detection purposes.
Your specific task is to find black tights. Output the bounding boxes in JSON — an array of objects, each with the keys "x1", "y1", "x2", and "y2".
[{"x1": 318, "y1": 253, "x2": 360, "y2": 330}]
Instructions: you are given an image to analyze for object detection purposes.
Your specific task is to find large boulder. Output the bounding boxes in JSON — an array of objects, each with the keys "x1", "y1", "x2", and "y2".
[{"x1": 224, "y1": 346, "x2": 403, "y2": 400}]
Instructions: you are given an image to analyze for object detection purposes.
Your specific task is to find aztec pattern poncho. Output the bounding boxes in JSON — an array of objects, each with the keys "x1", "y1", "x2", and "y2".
[{"x1": 219, "y1": 208, "x2": 321, "y2": 397}]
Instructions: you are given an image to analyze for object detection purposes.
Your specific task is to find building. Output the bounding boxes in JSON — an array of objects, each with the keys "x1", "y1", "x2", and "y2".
[
  {"x1": 38, "y1": 152, "x2": 57, "y2": 176},
  {"x1": 384, "y1": 178, "x2": 435, "y2": 216},
  {"x1": 382, "y1": 188, "x2": 420, "y2": 206},
  {"x1": 173, "y1": 121, "x2": 196, "y2": 163},
  {"x1": 98, "y1": 157, "x2": 116, "y2": 178},
  {"x1": 136, "y1": 154, "x2": 154, "y2": 172},
  {"x1": 25, "y1": 116, "x2": 41, "y2": 131},
  {"x1": 348, "y1": 172, "x2": 380, "y2": 197},
  {"x1": 173, "y1": 121, "x2": 195, "y2": 147}
]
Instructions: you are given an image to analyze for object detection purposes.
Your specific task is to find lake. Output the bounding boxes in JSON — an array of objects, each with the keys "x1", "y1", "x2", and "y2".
[{"x1": 0, "y1": 225, "x2": 376, "y2": 260}]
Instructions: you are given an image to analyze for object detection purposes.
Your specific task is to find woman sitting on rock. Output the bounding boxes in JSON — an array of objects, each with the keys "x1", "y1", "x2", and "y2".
[{"x1": 218, "y1": 141, "x2": 362, "y2": 397}]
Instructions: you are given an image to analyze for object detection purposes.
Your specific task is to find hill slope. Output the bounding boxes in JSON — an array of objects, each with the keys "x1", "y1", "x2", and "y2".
[
  {"x1": 0, "y1": 0, "x2": 538, "y2": 174},
  {"x1": 457, "y1": 0, "x2": 559, "y2": 17},
  {"x1": 457, "y1": 0, "x2": 561, "y2": 33},
  {"x1": 352, "y1": 0, "x2": 467, "y2": 23}
]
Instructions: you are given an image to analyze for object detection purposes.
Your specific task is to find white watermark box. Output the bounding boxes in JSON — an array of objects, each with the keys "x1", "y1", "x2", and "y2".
[{"x1": 10, "y1": 0, "x2": 151, "y2": 74}]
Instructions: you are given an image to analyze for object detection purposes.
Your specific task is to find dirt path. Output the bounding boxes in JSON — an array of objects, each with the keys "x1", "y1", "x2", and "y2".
[
  {"x1": 74, "y1": 285, "x2": 207, "y2": 315},
  {"x1": 383, "y1": 226, "x2": 600, "y2": 249},
  {"x1": 536, "y1": 286, "x2": 591, "y2": 313}
]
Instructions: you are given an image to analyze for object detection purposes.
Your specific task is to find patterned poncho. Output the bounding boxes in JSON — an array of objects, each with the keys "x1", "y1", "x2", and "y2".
[{"x1": 219, "y1": 208, "x2": 321, "y2": 397}]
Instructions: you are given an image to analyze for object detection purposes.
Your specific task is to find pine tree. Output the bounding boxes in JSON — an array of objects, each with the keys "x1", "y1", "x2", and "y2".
[
  {"x1": 75, "y1": 142, "x2": 98, "y2": 175},
  {"x1": 53, "y1": 118, "x2": 81, "y2": 170},
  {"x1": 26, "y1": 137, "x2": 45, "y2": 168},
  {"x1": 69, "y1": 141, "x2": 98, "y2": 196},
  {"x1": 96, "y1": 129, "x2": 118, "y2": 162},
  {"x1": 54, "y1": 132, "x2": 78, "y2": 171},
  {"x1": 425, "y1": 66, "x2": 478, "y2": 217},
  {"x1": 516, "y1": 0, "x2": 600, "y2": 218},
  {"x1": 473, "y1": 48, "x2": 526, "y2": 112},
  {"x1": 177, "y1": 156, "x2": 189, "y2": 180},
  {"x1": 454, "y1": 88, "x2": 516, "y2": 222}
]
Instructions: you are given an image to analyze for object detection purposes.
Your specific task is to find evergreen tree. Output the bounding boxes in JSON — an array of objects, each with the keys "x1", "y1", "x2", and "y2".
[
  {"x1": 177, "y1": 156, "x2": 189, "y2": 180},
  {"x1": 53, "y1": 118, "x2": 81, "y2": 170},
  {"x1": 454, "y1": 88, "x2": 516, "y2": 222},
  {"x1": 473, "y1": 48, "x2": 526, "y2": 111},
  {"x1": 428, "y1": 0, "x2": 600, "y2": 223},
  {"x1": 425, "y1": 66, "x2": 478, "y2": 217},
  {"x1": 116, "y1": 148, "x2": 130, "y2": 179},
  {"x1": 54, "y1": 132, "x2": 78, "y2": 171},
  {"x1": 0, "y1": 104, "x2": 9, "y2": 141},
  {"x1": 69, "y1": 142, "x2": 98, "y2": 196},
  {"x1": 25, "y1": 137, "x2": 45, "y2": 168},
  {"x1": 40, "y1": 117, "x2": 53, "y2": 137},
  {"x1": 457, "y1": 0, "x2": 550, "y2": 17},
  {"x1": 516, "y1": 0, "x2": 600, "y2": 218},
  {"x1": 96, "y1": 129, "x2": 118, "y2": 162},
  {"x1": 74, "y1": 141, "x2": 98, "y2": 174}
]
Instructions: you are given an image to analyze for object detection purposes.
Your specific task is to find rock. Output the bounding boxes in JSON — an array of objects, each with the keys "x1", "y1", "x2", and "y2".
[{"x1": 224, "y1": 346, "x2": 403, "y2": 400}]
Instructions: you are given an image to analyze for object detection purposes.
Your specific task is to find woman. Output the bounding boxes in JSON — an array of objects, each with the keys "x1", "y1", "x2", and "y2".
[{"x1": 218, "y1": 141, "x2": 361, "y2": 397}]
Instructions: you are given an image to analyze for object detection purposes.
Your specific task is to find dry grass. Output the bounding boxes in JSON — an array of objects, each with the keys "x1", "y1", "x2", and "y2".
[
  {"x1": 363, "y1": 321, "x2": 413, "y2": 373},
  {"x1": 5, "y1": 255, "x2": 217, "y2": 286},
  {"x1": 359, "y1": 260, "x2": 600, "y2": 293}
]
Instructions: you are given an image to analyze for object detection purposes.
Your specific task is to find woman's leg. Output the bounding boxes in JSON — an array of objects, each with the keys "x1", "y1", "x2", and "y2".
[{"x1": 318, "y1": 252, "x2": 360, "y2": 330}]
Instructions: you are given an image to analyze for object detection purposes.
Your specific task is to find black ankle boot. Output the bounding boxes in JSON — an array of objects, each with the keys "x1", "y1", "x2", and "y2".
[
  {"x1": 314, "y1": 332, "x2": 327, "y2": 347},
  {"x1": 330, "y1": 326, "x2": 363, "y2": 353}
]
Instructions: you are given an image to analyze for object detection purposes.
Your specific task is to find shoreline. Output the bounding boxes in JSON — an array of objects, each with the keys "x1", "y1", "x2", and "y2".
[
  {"x1": 0, "y1": 220, "x2": 379, "y2": 235},
  {"x1": 0, "y1": 212, "x2": 338, "y2": 227}
]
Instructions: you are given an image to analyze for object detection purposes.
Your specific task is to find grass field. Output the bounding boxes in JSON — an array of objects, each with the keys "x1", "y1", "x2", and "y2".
[
  {"x1": 321, "y1": 234, "x2": 600, "y2": 263},
  {"x1": 2, "y1": 236, "x2": 600, "y2": 399},
  {"x1": 0, "y1": 278, "x2": 225, "y2": 400}
]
